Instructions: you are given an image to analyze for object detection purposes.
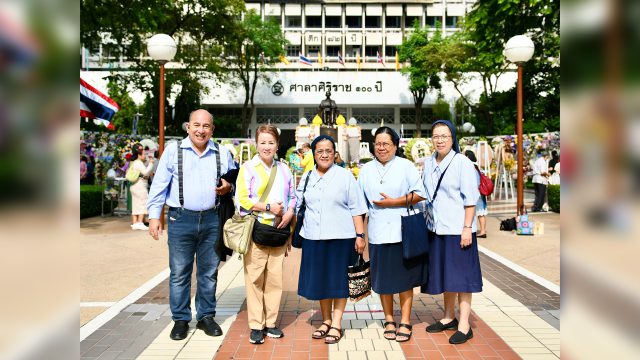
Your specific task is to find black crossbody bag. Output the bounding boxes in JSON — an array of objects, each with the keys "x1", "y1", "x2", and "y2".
[{"x1": 252, "y1": 163, "x2": 291, "y2": 247}]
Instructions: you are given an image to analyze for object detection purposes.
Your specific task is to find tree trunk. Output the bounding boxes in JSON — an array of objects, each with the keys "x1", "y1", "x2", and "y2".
[
  {"x1": 241, "y1": 76, "x2": 251, "y2": 136},
  {"x1": 412, "y1": 89, "x2": 426, "y2": 138}
]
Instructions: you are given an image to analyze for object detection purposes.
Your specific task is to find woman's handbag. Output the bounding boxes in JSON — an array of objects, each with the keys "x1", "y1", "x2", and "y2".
[
  {"x1": 292, "y1": 171, "x2": 312, "y2": 249},
  {"x1": 400, "y1": 192, "x2": 429, "y2": 260},
  {"x1": 249, "y1": 162, "x2": 291, "y2": 247},
  {"x1": 222, "y1": 212, "x2": 255, "y2": 255},
  {"x1": 223, "y1": 161, "x2": 277, "y2": 254},
  {"x1": 252, "y1": 221, "x2": 290, "y2": 247},
  {"x1": 348, "y1": 254, "x2": 371, "y2": 302}
]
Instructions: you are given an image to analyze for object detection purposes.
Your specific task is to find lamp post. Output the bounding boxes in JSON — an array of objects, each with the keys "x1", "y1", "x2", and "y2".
[
  {"x1": 504, "y1": 35, "x2": 534, "y2": 215},
  {"x1": 146, "y1": 34, "x2": 177, "y2": 159},
  {"x1": 147, "y1": 34, "x2": 176, "y2": 227}
]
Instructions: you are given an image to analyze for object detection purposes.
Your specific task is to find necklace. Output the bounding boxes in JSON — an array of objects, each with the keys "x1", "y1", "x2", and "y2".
[{"x1": 375, "y1": 160, "x2": 392, "y2": 184}]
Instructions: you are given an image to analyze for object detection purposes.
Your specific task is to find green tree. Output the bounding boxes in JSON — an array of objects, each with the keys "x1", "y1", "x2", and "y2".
[
  {"x1": 398, "y1": 21, "x2": 441, "y2": 137},
  {"x1": 419, "y1": 0, "x2": 559, "y2": 135},
  {"x1": 222, "y1": 11, "x2": 288, "y2": 135},
  {"x1": 107, "y1": 81, "x2": 139, "y2": 134},
  {"x1": 432, "y1": 95, "x2": 452, "y2": 121},
  {"x1": 81, "y1": 0, "x2": 245, "y2": 135}
]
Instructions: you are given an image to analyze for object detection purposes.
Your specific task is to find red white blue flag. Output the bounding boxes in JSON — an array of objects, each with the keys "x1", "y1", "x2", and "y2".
[
  {"x1": 80, "y1": 78, "x2": 119, "y2": 129},
  {"x1": 338, "y1": 51, "x2": 345, "y2": 66},
  {"x1": 377, "y1": 51, "x2": 385, "y2": 66},
  {"x1": 299, "y1": 53, "x2": 312, "y2": 66}
]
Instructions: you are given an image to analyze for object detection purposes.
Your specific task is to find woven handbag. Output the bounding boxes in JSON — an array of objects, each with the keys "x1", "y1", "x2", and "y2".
[{"x1": 348, "y1": 254, "x2": 371, "y2": 302}]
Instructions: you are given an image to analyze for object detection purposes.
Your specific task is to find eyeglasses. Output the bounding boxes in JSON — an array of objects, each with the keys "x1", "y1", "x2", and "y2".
[
  {"x1": 374, "y1": 142, "x2": 394, "y2": 149},
  {"x1": 432, "y1": 135, "x2": 451, "y2": 141},
  {"x1": 315, "y1": 150, "x2": 334, "y2": 156}
]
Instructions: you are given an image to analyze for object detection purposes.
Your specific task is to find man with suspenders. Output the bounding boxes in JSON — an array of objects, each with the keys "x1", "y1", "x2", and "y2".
[{"x1": 147, "y1": 109, "x2": 236, "y2": 340}]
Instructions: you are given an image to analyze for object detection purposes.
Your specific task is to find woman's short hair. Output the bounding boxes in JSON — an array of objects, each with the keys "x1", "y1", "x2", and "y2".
[
  {"x1": 255, "y1": 124, "x2": 280, "y2": 143},
  {"x1": 374, "y1": 126, "x2": 402, "y2": 156}
]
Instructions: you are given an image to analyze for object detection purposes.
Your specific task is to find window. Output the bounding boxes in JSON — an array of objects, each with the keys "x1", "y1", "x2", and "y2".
[
  {"x1": 365, "y1": 16, "x2": 381, "y2": 28},
  {"x1": 446, "y1": 16, "x2": 459, "y2": 28},
  {"x1": 305, "y1": 15, "x2": 322, "y2": 28},
  {"x1": 101, "y1": 43, "x2": 120, "y2": 61},
  {"x1": 400, "y1": 107, "x2": 434, "y2": 124},
  {"x1": 346, "y1": 45, "x2": 361, "y2": 58},
  {"x1": 306, "y1": 45, "x2": 320, "y2": 59},
  {"x1": 346, "y1": 16, "x2": 362, "y2": 28},
  {"x1": 326, "y1": 46, "x2": 340, "y2": 57},
  {"x1": 425, "y1": 16, "x2": 440, "y2": 28},
  {"x1": 286, "y1": 16, "x2": 301, "y2": 28},
  {"x1": 405, "y1": 16, "x2": 420, "y2": 28},
  {"x1": 352, "y1": 108, "x2": 394, "y2": 124},
  {"x1": 265, "y1": 16, "x2": 281, "y2": 25},
  {"x1": 325, "y1": 16, "x2": 341, "y2": 28},
  {"x1": 364, "y1": 46, "x2": 379, "y2": 57},
  {"x1": 286, "y1": 45, "x2": 301, "y2": 57},
  {"x1": 385, "y1": 16, "x2": 401, "y2": 28},
  {"x1": 257, "y1": 108, "x2": 299, "y2": 124},
  {"x1": 385, "y1": 46, "x2": 398, "y2": 57}
]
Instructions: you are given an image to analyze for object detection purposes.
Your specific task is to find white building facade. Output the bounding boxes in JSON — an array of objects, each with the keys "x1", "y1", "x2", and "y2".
[{"x1": 81, "y1": 1, "x2": 517, "y2": 143}]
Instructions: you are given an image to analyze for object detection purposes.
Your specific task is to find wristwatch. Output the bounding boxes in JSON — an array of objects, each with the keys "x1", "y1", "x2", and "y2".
[
  {"x1": 463, "y1": 225, "x2": 472, "y2": 229},
  {"x1": 266, "y1": 203, "x2": 271, "y2": 212},
  {"x1": 356, "y1": 233, "x2": 365, "y2": 239}
]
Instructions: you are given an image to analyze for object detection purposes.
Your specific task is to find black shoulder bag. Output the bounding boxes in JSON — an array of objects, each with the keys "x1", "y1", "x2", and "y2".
[{"x1": 252, "y1": 163, "x2": 291, "y2": 247}]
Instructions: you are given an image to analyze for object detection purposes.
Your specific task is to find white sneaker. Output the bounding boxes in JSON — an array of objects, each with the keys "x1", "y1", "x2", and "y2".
[{"x1": 132, "y1": 222, "x2": 149, "y2": 230}]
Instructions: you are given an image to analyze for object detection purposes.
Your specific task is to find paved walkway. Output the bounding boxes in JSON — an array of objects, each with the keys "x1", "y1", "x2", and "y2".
[{"x1": 81, "y1": 190, "x2": 560, "y2": 360}]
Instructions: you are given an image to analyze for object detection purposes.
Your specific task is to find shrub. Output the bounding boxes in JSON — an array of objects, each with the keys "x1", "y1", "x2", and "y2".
[
  {"x1": 547, "y1": 184, "x2": 560, "y2": 212},
  {"x1": 81, "y1": 185, "x2": 109, "y2": 218}
]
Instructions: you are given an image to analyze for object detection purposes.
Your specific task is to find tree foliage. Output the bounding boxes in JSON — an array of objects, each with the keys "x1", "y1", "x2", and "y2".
[
  {"x1": 81, "y1": 0, "x2": 245, "y2": 135},
  {"x1": 221, "y1": 11, "x2": 288, "y2": 135},
  {"x1": 398, "y1": 21, "x2": 441, "y2": 137},
  {"x1": 416, "y1": 0, "x2": 559, "y2": 135},
  {"x1": 107, "y1": 81, "x2": 139, "y2": 134}
]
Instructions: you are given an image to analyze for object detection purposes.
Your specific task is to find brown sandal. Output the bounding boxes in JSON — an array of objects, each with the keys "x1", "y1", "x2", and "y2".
[
  {"x1": 383, "y1": 321, "x2": 397, "y2": 340},
  {"x1": 396, "y1": 323, "x2": 413, "y2": 342},
  {"x1": 312, "y1": 322, "x2": 331, "y2": 339},
  {"x1": 324, "y1": 327, "x2": 344, "y2": 344}
]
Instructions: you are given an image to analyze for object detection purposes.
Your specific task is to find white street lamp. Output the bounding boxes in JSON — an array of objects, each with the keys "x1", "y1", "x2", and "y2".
[
  {"x1": 147, "y1": 34, "x2": 176, "y2": 227},
  {"x1": 146, "y1": 34, "x2": 177, "y2": 159},
  {"x1": 504, "y1": 35, "x2": 534, "y2": 215}
]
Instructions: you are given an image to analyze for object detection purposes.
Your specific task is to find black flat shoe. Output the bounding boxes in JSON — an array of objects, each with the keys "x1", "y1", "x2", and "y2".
[
  {"x1": 383, "y1": 321, "x2": 397, "y2": 340},
  {"x1": 170, "y1": 320, "x2": 189, "y2": 340},
  {"x1": 426, "y1": 318, "x2": 459, "y2": 333},
  {"x1": 449, "y1": 328, "x2": 473, "y2": 344},
  {"x1": 196, "y1": 316, "x2": 223, "y2": 337},
  {"x1": 477, "y1": 233, "x2": 487, "y2": 238}
]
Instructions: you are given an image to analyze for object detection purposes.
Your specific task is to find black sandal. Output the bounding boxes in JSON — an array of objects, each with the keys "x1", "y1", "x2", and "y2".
[
  {"x1": 396, "y1": 323, "x2": 413, "y2": 342},
  {"x1": 312, "y1": 322, "x2": 331, "y2": 339},
  {"x1": 383, "y1": 321, "x2": 397, "y2": 340},
  {"x1": 324, "y1": 327, "x2": 344, "y2": 344}
]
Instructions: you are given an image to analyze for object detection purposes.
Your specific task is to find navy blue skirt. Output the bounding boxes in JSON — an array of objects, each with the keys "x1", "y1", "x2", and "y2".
[
  {"x1": 422, "y1": 232, "x2": 483, "y2": 294},
  {"x1": 369, "y1": 242, "x2": 429, "y2": 295},
  {"x1": 298, "y1": 238, "x2": 356, "y2": 300}
]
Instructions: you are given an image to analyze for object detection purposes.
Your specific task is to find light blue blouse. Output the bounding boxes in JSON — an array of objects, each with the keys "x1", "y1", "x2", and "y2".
[
  {"x1": 422, "y1": 150, "x2": 480, "y2": 235},
  {"x1": 358, "y1": 156, "x2": 426, "y2": 245},
  {"x1": 295, "y1": 164, "x2": 367, "y2": 240}
]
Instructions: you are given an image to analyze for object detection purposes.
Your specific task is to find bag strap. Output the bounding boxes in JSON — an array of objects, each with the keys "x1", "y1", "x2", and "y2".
[
  {"x1": 405, "y1": 191, "x2": 416, "y2": 215},
  {"x1": 298, "y1": 171, "x2": 312, "y2": 213},
  {"x1": 428, "y1": 153, "x2": 456, "y2": 203},
  {"x1": 177, "y1": 143, "x2": 184, "y2": 208},
  {"x1": 214, "y1": 142, "x2": 221, "y2": 208},
  {"x1": 258, "y1": 161, "x2": 278, "y2": 205}
]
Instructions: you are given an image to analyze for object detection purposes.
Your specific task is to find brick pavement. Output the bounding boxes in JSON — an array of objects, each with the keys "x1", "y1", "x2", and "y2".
[{"x1": 82, "y1": 242, "x2": 559, "y2": 360}]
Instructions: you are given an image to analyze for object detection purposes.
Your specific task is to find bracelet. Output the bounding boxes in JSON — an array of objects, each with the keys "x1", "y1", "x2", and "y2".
[{"x1": 463, "y1": 225, "x2": 472, "y2": 229}]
